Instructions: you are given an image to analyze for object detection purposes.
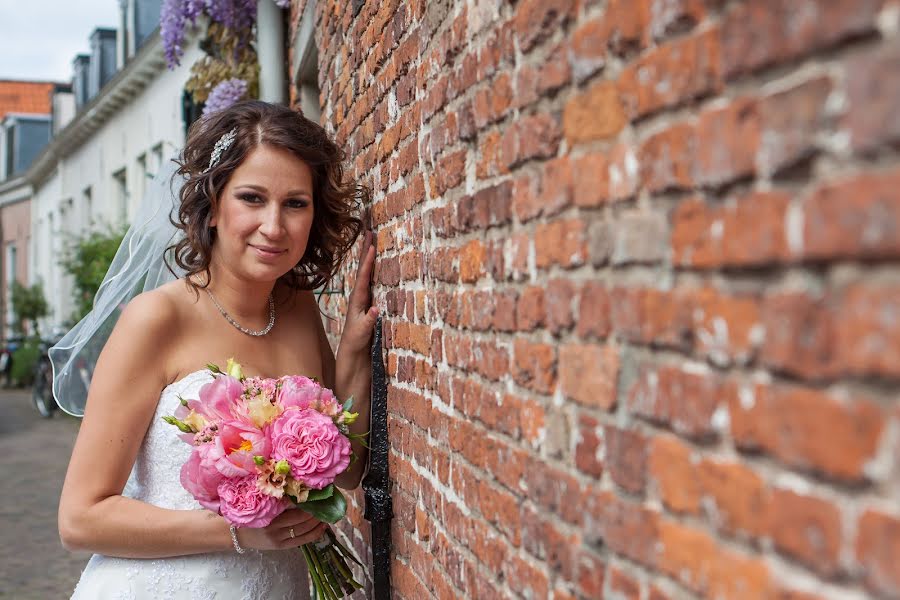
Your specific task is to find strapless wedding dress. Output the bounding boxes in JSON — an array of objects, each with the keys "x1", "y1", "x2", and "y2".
[{"x1": 70, "y1": 370, "x2": 311, "y2": 599}]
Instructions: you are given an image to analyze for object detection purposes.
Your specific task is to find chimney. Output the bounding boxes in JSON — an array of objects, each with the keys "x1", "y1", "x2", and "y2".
[
  {"x1": 88, "y1": 28, "x2": 118, "y2": 99},
  {"x1": 72, "y1": 54, "x2": 91, "y2": 109}
]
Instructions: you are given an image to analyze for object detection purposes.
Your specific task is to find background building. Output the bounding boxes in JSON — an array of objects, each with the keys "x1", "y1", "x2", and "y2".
[
  {"x1": 287, "y1": 1, "x2": 900, "y2": 599},
  {"x1": 0, "y1": 80, "x2": 61, "y2": 339}
]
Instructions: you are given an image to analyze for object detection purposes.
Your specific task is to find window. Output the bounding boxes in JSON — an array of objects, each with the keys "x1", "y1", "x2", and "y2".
[
  {"x1": 137, "y1": 153, "x2": 148, "y2": 208},
  {"x1": 112, "y1": 168, "x2": 128, "y2": 225},
  {"x1": 83, "y1": 186, "x2": 93, "y2": 232}
]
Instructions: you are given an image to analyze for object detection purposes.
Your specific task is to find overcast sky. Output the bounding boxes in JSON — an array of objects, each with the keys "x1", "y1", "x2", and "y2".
[{"x1": 0, "y1": 1, "x2": 119, "y2": 82}]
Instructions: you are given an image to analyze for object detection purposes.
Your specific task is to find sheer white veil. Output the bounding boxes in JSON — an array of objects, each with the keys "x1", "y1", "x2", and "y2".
[{"x1": 49, "y1": 157, "x2": 188, "y2": 416}]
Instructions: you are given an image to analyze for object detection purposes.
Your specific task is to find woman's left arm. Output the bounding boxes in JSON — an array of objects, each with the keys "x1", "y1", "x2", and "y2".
[{"x1": 313, "y1": 229, "x2": 378, "y2": 490}]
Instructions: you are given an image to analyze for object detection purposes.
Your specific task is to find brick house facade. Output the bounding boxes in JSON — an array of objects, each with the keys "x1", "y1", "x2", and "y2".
[{"x1": 288, "y1": 1, "x2": 900, "y2": 598}]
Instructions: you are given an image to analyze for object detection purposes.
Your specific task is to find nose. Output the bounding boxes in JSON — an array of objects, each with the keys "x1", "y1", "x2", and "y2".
[{"x1": 259, "y1": 203, "x2": 285, "y2": 238}]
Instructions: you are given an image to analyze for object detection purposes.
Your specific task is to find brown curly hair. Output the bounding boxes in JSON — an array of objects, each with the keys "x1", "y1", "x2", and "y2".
[{"x1": 167, "y1": 100, "x2": 368, "y2": 294}]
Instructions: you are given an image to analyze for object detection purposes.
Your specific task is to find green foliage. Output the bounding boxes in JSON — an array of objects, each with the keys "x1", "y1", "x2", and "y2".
[
  {"x1": 59, "y1": 225, "x2": 127, "y2": 324},
  {"x1": 10, "y1": 281, "x2": 49, "y2": 337},
  {"x1": 11, "y1": 339, "x2": 40, "y2": 386}
]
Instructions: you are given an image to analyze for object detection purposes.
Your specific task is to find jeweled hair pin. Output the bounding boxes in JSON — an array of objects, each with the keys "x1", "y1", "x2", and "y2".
[{"x1": 205, "y1": 127, "x2": 238, "y2": 173}]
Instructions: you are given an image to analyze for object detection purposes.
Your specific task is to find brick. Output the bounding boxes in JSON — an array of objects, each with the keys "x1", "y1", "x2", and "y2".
[
  {"x1": 763, "y1": 285, "x2": 900, "y2": 380},
  {"x1": 691, "y1": 287, "x2": 763, "y2": 366},
  {"x1": 657, "y1": 520, "x2": 772, "y2": 599},
  {"x1": 559, "y1": 343, "x2": 619, "y2": 409},
  {"x1": 696, "y1": 460, "x2": 770, "y2": 539},
  {"x1": 504, "y1": 553, "x2": 550, "y2": 600},
  {"x1": 563, "y1": 80, "x2": 627, "y2": 145},
  {"x1": 648, "y1": 0, "x2": 711, "y2": 40},
  {"x1": 570, "y1": 17, "x2": 606, "y2": 82},
  {"x1": 769, "y1": 489, "x2": 843, "y2": 577},
  {"x1": 801, "y1": 168, "x2": 900, "y2": 261},
  {"x1": 607, "y1": 566, "x2": 640, "y2": 599},
  {"x1": 513, "y1": 339, "x2": 558, "y2": 395},
  {"x1": 513, "y1": 0, "x2": 577, "y2": 52},
  {"x1": 608, "y1": 142, "x2": 640, "y2": 201},
  {"x1": 618, "y1": 28, "x2": 722, "y2": 120},
  {"x1": 628, "y1": 363, "x2": 726, "y2": 440},
  {"x1": 844, "y1": 41, "x2": 900, "y2": 152},
  {"x1": 601, "y1": 0, "x2": 651, "y2": 57},
  {"x1": 577, "y1": 281, "x2": 611, "y2": 339},
  {"x1": 457, "y1": 181, "x2": 514, "y2": 232},
  {"x1": 459, "y1": 239, "x2": 486, "y2": 283},
  {"x1": 729, "y1": 382, "x2": 885, "y2": 482},
  {"x1": 720, "y1": 0, "x2": 882, "y2": 79},
  {"x1": 514, "y1": 158, "x2": 574, "y2": 222},
  {"x1": 573, "y1": 152, "x2": 609, "y2": 207},
  {"x1": 545, "y1": 278, "x2": 576, "y2": 335},
  {"x1": 575, "y1": 549, "x2": 605, "y2": 599},
  {"x1": 638, "y1": 122, "x2": 695, "y2": 193},
  {"x1": 432, "y1": 149, "x2": 467, "y2": 197},
  {"x1": 856, "y1": 509, "x2": 900, "y2": 598},
  {"x1": 758, "y1": 76, "x2": 832, "y2": 176},
  {"x1": 692, "y1": 97, "x2": 760, "y2": 188},
  {"x1": 586, "y1": 490, "x2": 659, "y2": 566},
  {"x1": 516, "y1": 286, "x2": 545, "y2": 331},
  {"x1": 648, "y1": 435, "x2": 702, "y2": 514},
  {"x1": 672, "y1": 191, "x2": 791, "y2": 268},
  {"x1": 610, "y1": 287, "x2": 693, "y2": 350},
  {"x1": 535, "y1": 219, "x2": 588, "y2": 269},
  {"x1": 575, "y1": 412, "x2": 603, "y2": 478},
  {"x1": 605, "y1": 426, "x2": 648, "y2": 495},
  {"x1": 611, "y1": 211, "x2": 668, "y2": 265},
  {"x1": 501, "y1": 112, "x2": 562, "y2": 169}
]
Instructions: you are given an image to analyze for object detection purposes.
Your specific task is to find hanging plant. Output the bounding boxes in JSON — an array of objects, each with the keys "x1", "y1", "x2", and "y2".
[{"x1": 161, "y1": 0, "x2": 283, "y2": 114}]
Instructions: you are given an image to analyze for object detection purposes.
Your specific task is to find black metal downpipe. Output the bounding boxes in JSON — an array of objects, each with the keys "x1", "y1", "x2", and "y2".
[{"x1": 362, "y1": 314, "x2": 391, "y2": 599}]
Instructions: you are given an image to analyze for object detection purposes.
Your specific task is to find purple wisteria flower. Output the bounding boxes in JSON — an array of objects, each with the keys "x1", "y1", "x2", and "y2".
[
  {"x1": 161, "y1": 0, "x2": 204, "y2": 69},
  {"x1": 202, "y1": 78, "x2": 249, "y2": 116},
  {"x1": 204, "y1": 0, "x2": 257, "y2": 32}
]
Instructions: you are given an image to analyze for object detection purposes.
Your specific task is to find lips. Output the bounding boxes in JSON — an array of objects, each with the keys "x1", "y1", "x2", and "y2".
[{"x1": 249, "y1": 244, "x2": 287, "y2": 259}]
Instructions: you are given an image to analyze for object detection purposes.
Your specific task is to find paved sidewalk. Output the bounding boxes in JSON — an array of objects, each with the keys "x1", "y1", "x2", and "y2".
[{"x1": 0, "y1": 389, "x2": 90, "y2": 599}]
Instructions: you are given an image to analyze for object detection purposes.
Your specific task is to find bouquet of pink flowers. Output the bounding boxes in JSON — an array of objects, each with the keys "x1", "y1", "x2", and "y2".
[{"x1": 163, "y1": 359, "x2": 365, "y2": 598}]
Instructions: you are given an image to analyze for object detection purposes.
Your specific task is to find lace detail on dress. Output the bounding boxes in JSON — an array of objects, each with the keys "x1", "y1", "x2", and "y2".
[{"x1": 70, "y1": 371, "x2": 311, "y2": 600}]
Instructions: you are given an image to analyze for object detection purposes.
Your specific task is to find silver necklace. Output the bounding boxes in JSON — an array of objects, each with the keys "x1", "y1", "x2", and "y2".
[{"x1": 205, "y1": 288, "x2": 275, "y2": 336}]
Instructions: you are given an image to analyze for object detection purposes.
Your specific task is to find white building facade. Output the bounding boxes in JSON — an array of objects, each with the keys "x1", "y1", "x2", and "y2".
[{"x1": 29, "y1": 32, "x2": 203, "y2": 329}]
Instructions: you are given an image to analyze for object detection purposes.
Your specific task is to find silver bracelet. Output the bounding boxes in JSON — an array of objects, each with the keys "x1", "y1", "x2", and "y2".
[{"x1": 229, "y1": 524, "x2": 246, "y2": 554}]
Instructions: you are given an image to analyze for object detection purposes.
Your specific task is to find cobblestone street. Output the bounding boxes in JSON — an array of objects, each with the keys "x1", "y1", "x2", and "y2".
[{"x1": 0, "y1": 389, "x2": 90, "y2": 598}]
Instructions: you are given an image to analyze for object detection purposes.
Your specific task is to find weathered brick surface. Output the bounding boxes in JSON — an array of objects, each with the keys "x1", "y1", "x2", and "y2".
[{"x1": 290, "y1": 0, "x2": 900, "y2": 597}]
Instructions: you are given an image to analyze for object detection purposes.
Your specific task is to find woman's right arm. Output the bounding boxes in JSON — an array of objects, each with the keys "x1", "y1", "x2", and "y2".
[{"x1": 57, "y1": 290, "x2": 238, "y2": 558}]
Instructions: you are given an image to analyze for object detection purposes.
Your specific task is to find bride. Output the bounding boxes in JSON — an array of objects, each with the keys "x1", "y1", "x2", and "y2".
[{"x1": 52, "y1": 100, "x2": 377, "y2": 599}]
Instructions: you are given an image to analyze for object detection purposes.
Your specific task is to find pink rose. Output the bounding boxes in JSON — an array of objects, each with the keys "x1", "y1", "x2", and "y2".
[
  {"x1": 270, "y1": 408, "x2": 351, "y2": 489},
  {"x1": 194, "y1": 375, "x2": 244, "y2": 424},
  {"x1": 180, "y1": 445, "x2": 223, "y2": 512},
  {"x1": 218, "y1": 474, "x2": 288, "y2": 527},
  {"x1": 277, "y1": 376, "x2": 321, "y2": 411},
  {"x1": 208, "y1": 420, "x2": 270, "y2": 478}
]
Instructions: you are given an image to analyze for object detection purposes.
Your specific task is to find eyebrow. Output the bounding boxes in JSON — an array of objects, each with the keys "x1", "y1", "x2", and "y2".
[{"x1": 234, "y1": 184, "x2": 311, "y2": 197}]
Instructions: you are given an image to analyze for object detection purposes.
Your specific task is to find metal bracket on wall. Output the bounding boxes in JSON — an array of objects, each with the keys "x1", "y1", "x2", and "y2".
[{"x1": 362, "y1": 314, "x2": 391, "y2": 600}]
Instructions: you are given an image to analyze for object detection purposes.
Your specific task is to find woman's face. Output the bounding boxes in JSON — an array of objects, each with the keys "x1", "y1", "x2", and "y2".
[{"x1": 210, "y1": 144, "x2": 315, "y2": 283}]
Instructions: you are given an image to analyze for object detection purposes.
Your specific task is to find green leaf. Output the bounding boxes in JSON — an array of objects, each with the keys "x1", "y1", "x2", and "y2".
[
  {"x1": 342, "y1": 395, "x2": 354, "y2": 411},
  {"x1": 299, "y1": 488, "x2": 347, "y2": 524},
  {"x1": 305, "y1": 484, "x2": 335, "y2": 502}
]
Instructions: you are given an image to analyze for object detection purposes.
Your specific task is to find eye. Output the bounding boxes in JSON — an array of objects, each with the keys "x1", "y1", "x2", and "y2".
[
  {"x1": 237, "y1": 193, "x2": 263, "y2": 204},
  {"x1": 285, "y1": 198, "x2": 311, "y2": 209}
]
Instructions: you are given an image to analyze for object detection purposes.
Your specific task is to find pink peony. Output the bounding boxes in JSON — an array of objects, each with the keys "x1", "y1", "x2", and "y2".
[
  {"x1": 194, "y1": 375, "x2": 244, "y2": 424},
  {"x1": 180, "y1": 445, "x2": 223, "y2": 512},
  {"x1": 276, "y1": 375, "x2": 321, "y2": 411},
  {"x1": 270, "y1": 408, "x2": 351, "y2": 489},
  {"x1": 208, "y1": 420, "x2": 270, "y2": 478},
  {"x1": 218, "y1": 474, "x2": 288, "y2": 527}
]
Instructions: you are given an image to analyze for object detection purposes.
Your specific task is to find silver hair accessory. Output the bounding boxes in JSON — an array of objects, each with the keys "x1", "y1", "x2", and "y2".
[{"x1": 205, "y1": 126, "x2": 238, "y2": 173}]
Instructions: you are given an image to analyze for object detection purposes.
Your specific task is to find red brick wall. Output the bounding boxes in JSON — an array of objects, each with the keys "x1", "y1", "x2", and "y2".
[{"x1": 289, "y1": 1, "x2": 900, "y2": 598}]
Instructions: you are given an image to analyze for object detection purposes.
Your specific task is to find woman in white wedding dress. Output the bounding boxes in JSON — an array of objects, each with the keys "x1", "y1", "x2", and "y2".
[{"x1": 55, "y1": 101, "x2": 377, "y2": 599}]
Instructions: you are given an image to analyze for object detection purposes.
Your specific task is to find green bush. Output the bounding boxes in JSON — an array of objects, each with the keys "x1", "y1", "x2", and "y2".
[
  {"x1": 10, "y1": 281, "x2": 49, "y2": 337},
  {"x1": 59, "y1": 224, "x2": 127, "y2": 324},
  {"x1": 11, "y1": 339, "x2": 41, "y2": 387}
]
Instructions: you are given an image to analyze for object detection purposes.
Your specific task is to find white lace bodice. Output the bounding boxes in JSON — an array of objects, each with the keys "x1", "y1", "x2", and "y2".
[{"x1": 71, "y1": 370, "x2": 311, "y2": 600}]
